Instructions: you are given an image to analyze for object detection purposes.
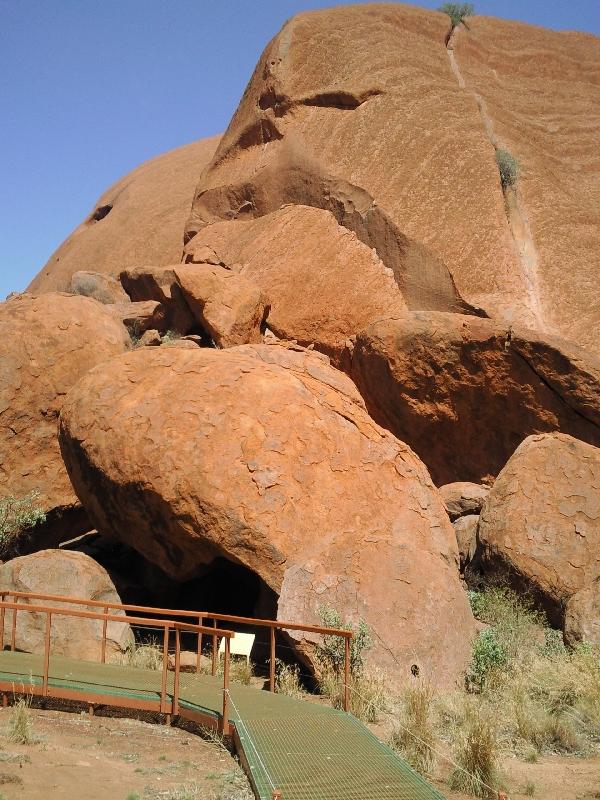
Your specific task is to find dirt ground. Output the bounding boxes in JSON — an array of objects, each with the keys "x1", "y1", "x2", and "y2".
[
  {"x1": 0, "y1": 705, "x2": 249, "y2": 800},
  {"x1": 0, "y1": 703, "x2": 598, "y2": 799}
]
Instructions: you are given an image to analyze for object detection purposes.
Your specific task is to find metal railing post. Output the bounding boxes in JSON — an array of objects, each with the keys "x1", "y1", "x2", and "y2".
[
  {"x1": 220, "y1": 635, "x2": 230, "y2": 736},
  {"x1": 173, "y1": 627, "x2": 181, "y2": 716},
  {"x1": 10, "y1": 604, "x2": 17, "y2": 651},
  {"x1": 101, "y1": 606, "x2": 108, "y2": 663},
  {"x1": 211, "y1": 618, "x2": 218, "y2": 676},
  {"x1": 344, "y1": 635, "x2": 350, "y2": 713},
  {"x1": 269, "y1": 626, "x2": 276, "y2": 692},
  {"x1": 160, "y1": 623, "x2": 169, "y2": 713},
  {"x1": 196, "y1": 615, "x2": 203, "y2": 674},
  {"x1": 0, "y1": 593, "x2": 6, "y2": 651},
  {"x1": 43, "y1": 611, "x2": 52, "y2": 697}
]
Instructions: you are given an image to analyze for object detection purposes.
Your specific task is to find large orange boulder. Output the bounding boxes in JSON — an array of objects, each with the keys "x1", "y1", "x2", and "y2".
[
  {"x1": 183, "y1": 205, "x2": 407, "y2": 361},
  {"x1": 478, "y1": 433, "x2": 600, "y2": 626},
  {"x1": 59, "y1": 343, "x2": 475, "y2": 685},
  {"x1": 0, "y1": 293, "x2": 130, "y2": 544},
  {"x1": 29, "y1": 136, "x2": 220, "y2": 293},
  {"x1": 0, "y1": 550, "x2": 132, "y2": 660},
  {"x1": 349, "y1": 313, "x2": 600, "y2": 485}
]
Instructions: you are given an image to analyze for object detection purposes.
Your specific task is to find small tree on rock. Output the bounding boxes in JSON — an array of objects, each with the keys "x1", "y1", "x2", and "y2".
[{"x1": 439, "y1": 3, "x2": 475, "y2": 28}]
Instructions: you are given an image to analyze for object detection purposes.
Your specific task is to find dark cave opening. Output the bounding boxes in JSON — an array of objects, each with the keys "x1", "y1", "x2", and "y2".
[{"x1": 63, "y1": 534, "x2": 305, "y2": 676}]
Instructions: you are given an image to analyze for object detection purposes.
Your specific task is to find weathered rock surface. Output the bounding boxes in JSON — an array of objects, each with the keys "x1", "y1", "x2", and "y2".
[
  {"x1": 454, "y1": 17, "x2": 600, "y2": 355},
  {"x1": 0, "y1": 550, "x2": 132, "y2": 660},
  {"x1": 59, "y1": 344, "x2": 475, "y2": 684},
  {"x1": 70, "y1": 271, "x2": 130, "y2": 305},
  {"x1": 185, "y1": 6, "x2": 544, "y2": 332},
  {"x1": 120, "y1": 267, "x2": 194, "y2": 334},
  {"x1": 453, "y1": 515, "x2": 479, "y2": 573},
  {"x1": 174, "y1": 264, "x2": 269, "y2": 348},
  {"x1": 184, "y1": 205, "x2": 406, "y2": 360},
  {"x1": 478, "y1": 433, "x2": 600, "y2": 625},
  {"x1": 0, "y1": 293, "x2": 130, "y2": 544},
  {"x1": 564, "y1": 580, "x2": 600, "y2": 648},
  {"x1": 29, "y1": 136, "x2": 220, "y2": 293},
  {"x1": 138, "y1": 329, "x2": 162, "y2": 347},
  {"x1": 350, "y1": 313, "x2": 600, "y2": 485},
  {"x1": 440, "y1": 482, "x2": 490, "y2": 521},
  {"x1": 111, "y1": 300, "x2": 166, "y2": 337}
]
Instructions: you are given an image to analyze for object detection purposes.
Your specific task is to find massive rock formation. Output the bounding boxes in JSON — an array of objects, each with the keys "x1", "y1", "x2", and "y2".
[
  {"x1": 349, "y1": 313, "x2": 600, "y2": 485},
  {"x1": 478, "y1": 433, "x2": 600, "y2": 626},
  {"x1": 0, "y1": 549, "x2": 132, "y2": 660},
  {"x1": 29, "y1": 136, "x2": 220, "y2": 294},
  {"x1": 59, "y1": 343, "x2": 475, "y2": 684},
  {"x1": 453, "y1": 17, "x2": 600, "y2": 355},
  {"x1": 0, "y1": 293, "x2": 130, "y2": 544}
]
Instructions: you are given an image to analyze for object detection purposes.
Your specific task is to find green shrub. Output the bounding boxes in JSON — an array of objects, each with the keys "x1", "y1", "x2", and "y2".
[
  {"x1": 438, "y1": 2, "x2": 474, "y2": 27},
  {"x1": 496, "y1": 149, "x2": 519, "y2": 188},
  {"x1": 468, "y1": 628, "x2": 508, "y2": 690},
  {"x1": 0, "y1": 492, "x2": 46, "y2": 558},
  {"x1": 316, "y1": 605, "x2": 371, "y2": 676}
]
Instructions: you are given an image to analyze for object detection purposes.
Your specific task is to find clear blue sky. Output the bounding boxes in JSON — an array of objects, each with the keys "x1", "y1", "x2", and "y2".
[{"x1": 1, "y1": 0, "x2": 598, "y2": 298}]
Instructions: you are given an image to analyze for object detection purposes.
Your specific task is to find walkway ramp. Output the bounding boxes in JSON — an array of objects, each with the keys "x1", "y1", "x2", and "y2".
[{"x1": 0, "y1": 649, "x2": 445, "y2": 800}]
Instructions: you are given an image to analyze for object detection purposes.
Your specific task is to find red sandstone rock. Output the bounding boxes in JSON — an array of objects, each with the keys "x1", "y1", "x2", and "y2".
[
  {"x1": 173, "y1": 264, "x2": 269, "y2": 348},
  {"x1": 111, "y1": 300, "x2": 166, "y2": 338},
  {"x1": 440, "y1": 482, "x2": 490, "y2": 521},
  {"x1": 453, "y1": 515, "x2": 479, "y2": 573},
  {"x1": 70, "y1": 271, "x2": 130, "y2": 305},
  {"x1": 350, "y1": 313, "x2": 600, "y2": 485},
  {"x1": 184, "y1": 205, "x2": 407, "y2": 361},
  {"x1": 0, "y1": 293, "x2": 130, "y2": 545},
  {"x1": 29, "y1": 136, "x2": 220, "y2": 293},
  {"x1": 59, "y1": 344, "x2": 475, "y2": 685},
  {"x1": 478, "y1": 433, "x2": 600, "y2": 625},
  {"x1": 0, "y1": 550, "x2": 132, "y2": 660},
  {"x1": 120, "y1": 267, "x2": 194, "y2": 334},
  {"x1": 564, "y1": 580, "x2": 600, "y2": 648}
]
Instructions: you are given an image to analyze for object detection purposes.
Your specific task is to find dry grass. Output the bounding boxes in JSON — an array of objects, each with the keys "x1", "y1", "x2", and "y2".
[
  {"x1": 275, "y1": 661, "x2": 304, "y2": 699},
  {"x1": 449, "y1": 702, "x2": 499, "y2": 798},
  {"x1": 8, "y1": 698, "x2": 35, "y2": 745},
  {"x1": 119, "y1": 640, "x2": 164, "y2": 671},
  {"x1": 217, "y1": 658, "x2": 254, "y2": 686},
  {"x1": 390, "y1": 682, "x2": 436, "y2": 775},
  {"x1": 319, "y1": 664, "x2": 388, "y2": 723}
]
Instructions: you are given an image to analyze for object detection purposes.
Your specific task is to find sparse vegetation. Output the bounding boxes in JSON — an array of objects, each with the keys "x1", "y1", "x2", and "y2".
[
  {"x1": 217, "y1": 657, "x2": 254, "y2": 685},
  {"x1": 119, "y1": 639, "x2": 164, "y2": 670},
  {"x1": 449, "y1": 703, "x2": 499, "y2": 798},
  {"x1": 0, "y1": 491, "x2": 46, "y2": 558},
  {"x1": 162, "y1": 329, "x2": 183, "y2": 344},
  {"x1": 438, "y1": 2, "x2": 474, "y2": 27},
  {"x1": 390, "y1": 682, "x2": 437, "y2": 775},
  {"x1": 496, "y1": 148, "x2": 519, "y2": 188},
  {"x1": 8, "y1": 697, "x2": 35, "y2": 745},
  {"x1": 275, "y1": 660, "x2": 303, "y2": 699},
  {"x1": 316, "y1": 605, "x2": 372, "y2": 675}
]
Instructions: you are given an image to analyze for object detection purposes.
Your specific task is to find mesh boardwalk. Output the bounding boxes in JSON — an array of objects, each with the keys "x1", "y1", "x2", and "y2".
[{"x1": 0, "y1": 649, "x2": 445, "y2": 800}]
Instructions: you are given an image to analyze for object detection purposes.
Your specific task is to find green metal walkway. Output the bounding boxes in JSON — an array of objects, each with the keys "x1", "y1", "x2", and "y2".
[{"x1": 0, "y1": 650, "x2": 445, "y2": 800}]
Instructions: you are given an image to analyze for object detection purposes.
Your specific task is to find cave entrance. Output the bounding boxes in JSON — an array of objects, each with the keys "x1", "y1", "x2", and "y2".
[{"x1": 64, "y1": 535, "x2": 302, "y2": 678}]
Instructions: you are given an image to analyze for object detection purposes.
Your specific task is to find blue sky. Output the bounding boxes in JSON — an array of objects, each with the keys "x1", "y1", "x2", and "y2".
[{"x1": 1, "y1": 0, "x2": 599, "y2": 298}]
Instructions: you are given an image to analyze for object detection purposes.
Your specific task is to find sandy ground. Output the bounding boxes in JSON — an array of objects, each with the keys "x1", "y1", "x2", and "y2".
[{"x1": 0, "y1": 706, "x2": 249, "y2": 800}]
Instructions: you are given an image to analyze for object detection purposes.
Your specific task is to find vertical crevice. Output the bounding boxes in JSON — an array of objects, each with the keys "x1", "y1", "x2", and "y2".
[{"x1": 445, "y1": 25, "x2": 546, "y2": 332}]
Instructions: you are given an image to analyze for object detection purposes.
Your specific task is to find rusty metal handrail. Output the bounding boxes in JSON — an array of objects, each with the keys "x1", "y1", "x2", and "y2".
[
  {"x1": 1, "y1": 590, "x2": 354, "y2": 711},
  {"x1": 0, "y1": 598, "x2": 236, "y2": 726}
]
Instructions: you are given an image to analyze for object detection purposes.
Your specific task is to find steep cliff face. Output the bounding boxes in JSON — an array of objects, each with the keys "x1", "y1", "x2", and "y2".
[
  {"x1": 452, "y1": 17, "x2": 600, "y2": 354},
  {"x1": 29, "y1": 135, "x2": 220, "y2": 293}
]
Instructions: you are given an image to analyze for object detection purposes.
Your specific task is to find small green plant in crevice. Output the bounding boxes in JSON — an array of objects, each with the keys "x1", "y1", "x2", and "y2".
[
  {"x1": 8, "y1": 698, "x2": 35, "y2": 745},
  {"x1": 0, "y1": 492, "x2": 46, "y2": 559},
  {"x1": 496, "y1": 148, "x2": 519, "y2": 188},
  {"x1": 161, "y1": 329, "x2": 182, "y2": 344},
  {"x1": 438, "y1": 2, "x2": 474, "y2": 28}
]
